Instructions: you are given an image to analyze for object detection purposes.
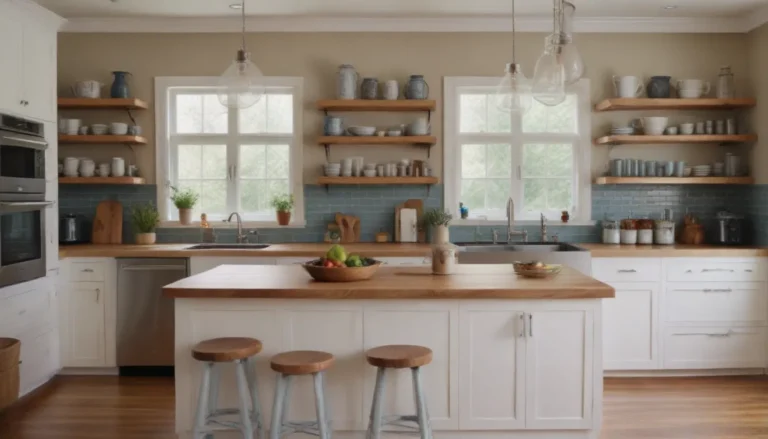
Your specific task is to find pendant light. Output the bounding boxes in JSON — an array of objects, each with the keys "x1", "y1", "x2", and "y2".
[
  {"x1": 555, "y1": 1, "x2": 584, "y2": 85},
  {"x1": 217, "y1": 0, "x2": 264, "y2": 109},
  {"x1": 494, "y1": 0, "x2": 532, "y2": 114}
]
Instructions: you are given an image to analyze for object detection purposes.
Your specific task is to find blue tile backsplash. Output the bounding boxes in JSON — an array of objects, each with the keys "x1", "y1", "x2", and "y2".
[{"x1": 59, "y1": 183, "x2": 763, "y2": 245}]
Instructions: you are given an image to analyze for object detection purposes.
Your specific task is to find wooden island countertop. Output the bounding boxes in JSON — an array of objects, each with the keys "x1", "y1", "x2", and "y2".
[{"x1": 163, "y1": 264, "x2": 615, "y2": 299}]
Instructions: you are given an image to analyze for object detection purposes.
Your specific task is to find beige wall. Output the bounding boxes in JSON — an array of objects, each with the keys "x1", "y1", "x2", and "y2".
[
  {"x1": 749, "y1": 23, "x2": 768, "y2": 184},
  {"x1": 58, "y1": 32, "x2": 750, "y2": 184}
]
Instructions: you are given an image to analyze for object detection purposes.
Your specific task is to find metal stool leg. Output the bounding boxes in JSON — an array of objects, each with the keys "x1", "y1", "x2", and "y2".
[
  {"x1": 203, "y1": 363, "x2": 220, "y2": 439},
  {"x1": 194, "y1": 362, "x2": 213, "y2": 439},
  {"x1": 313, "y1": 372, "x2": 331, "y2": 439},
  {"x1": 412, "y1": 367, "x2": 432, "y2": 439},
  {"x1": 279, "y1": 375, "x2": 293, "y2": 429},
  {"x1": 270, "y1": 374, "x2": 288, "y2": 439},
  {"x1": 246, "y1": 356, "x2": 266, "y2": 439},
  {"x1": 366, "y1": 367, "x2": 387, "y2": 439},
  {"x1": 236, "y1": 359, "x2": 255, "y2": 439}
]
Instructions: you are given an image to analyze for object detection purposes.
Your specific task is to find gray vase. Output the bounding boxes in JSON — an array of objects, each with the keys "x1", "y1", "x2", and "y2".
[
  {"x1": 647, "y1": 76, "x2": 671, "y2": 98},
  {"x1": 404, "y1": 75, "x2": 429, "y2": 100},
  {"x1": 361, "y1": 78, "x2": 378, "y2": 100},
  {"x1": 336, "y1": 64, "x2": 358, "y2": 100}
]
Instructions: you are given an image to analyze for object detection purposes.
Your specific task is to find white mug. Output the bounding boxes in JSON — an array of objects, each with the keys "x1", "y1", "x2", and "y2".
[
  {"x1": 111, "y1": 157, "x2": 125, "y2": 177},
  {"x1": 63, "y1": 157, "x2": 79, "y2": 177},
  {"x1": 65, "y1": 119, "x2": 82, "y2": 135},
  {"x1": 79, "y1": 159, "x2": 95, "y2": 177},
  {"x1": 98, "y1": 163, "x2": 111, "y2": 177},
  {"x1": 641, "y1": 117, "x2": 669, "y2": 135},
  {"x1": 383, "y1": 80, "x2": 399, "y2": 100},
  {"x1": 613, "y1": 76, "x2": 644, "y2": 98}
]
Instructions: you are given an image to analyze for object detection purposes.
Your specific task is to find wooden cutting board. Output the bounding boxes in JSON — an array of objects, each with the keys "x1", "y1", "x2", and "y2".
[
  {"x1": 335, "y1": 213, "x2": 360, "y2": 243},
  {"x1": 395, "y1": 199, "x2": 425, "y2": 242},
  {"x1": 92, "y1": 200, "x2": 123, "y2": 244}
]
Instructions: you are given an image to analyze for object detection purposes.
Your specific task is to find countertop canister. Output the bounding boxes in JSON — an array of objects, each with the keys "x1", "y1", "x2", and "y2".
[
  {"x1": 404, "y1": 75, "x2": 429, "y2": 100},
  {"x1": 337, "y1": 64, "x2": 358, "y2": 100}
]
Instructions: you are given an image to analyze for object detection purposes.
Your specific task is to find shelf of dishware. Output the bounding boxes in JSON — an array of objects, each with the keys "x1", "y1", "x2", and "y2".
[
  {"x1": 57, "y1": 98, "x2": 149, "y2": 110},
  {"x1": 595, "y1": 176, "x2": 754, "y2": 185},
  {"x1": 594, "y1": 98, "x2": 756, "y2": 112},
  {"x1": 59, "y1": 176, "x2": 146, "y2": 185},
  {"x1": 317, "y1": 135, "x2": 435, "y2": 145},
  {"x1": 595, "y1": 134, "x2": 757, "y2": 145},
  {"x1": 59, "y1": 135, "x2": 147, "y2": 145},
  {"x1": 317, "y1": 100, "x2": 436, "y2": 112},
  {"x1": 317, "y1": 176, "x2": 438, "y2": 185}
]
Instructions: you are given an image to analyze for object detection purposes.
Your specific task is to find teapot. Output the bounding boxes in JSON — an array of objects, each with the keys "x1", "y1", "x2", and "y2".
[
  {"x1": 72, "y1": 80, "x2": 103, "y2": 99},
  {"x1": 406, "y1": 117, "x2": 431, "y2": 136}
]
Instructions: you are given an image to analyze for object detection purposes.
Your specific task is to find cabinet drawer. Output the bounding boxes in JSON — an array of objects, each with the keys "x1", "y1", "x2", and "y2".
[
  {"x1": 69, "y1": 261, "x2": 105, "y2": 282},
  {"x1": 0, "y1": 283, "x2": 52, "y2": 335},
  {"x1": 665, "y1": 282, "x2": 766, "y2": 324},
  {"x1": 663, "y1": 327, "x2": 766, "y2": 369},
  {"x1": 666, "y1": 260, "x2": 765, "y2": 282},
  {"x1": 592, "y1": 258, "x2": 661, "y2": 283}
]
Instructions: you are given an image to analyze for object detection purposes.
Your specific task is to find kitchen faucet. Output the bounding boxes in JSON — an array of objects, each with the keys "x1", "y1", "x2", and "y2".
[
  {"x1": 540, "y1": 213, "x2": 548, "y2": 242},
  {"x1": 506, "y1": 198, "x2": 528, "y2": 243},
  {"x1": 226, "y1": 212, "x2": 247, "y2": 243}
]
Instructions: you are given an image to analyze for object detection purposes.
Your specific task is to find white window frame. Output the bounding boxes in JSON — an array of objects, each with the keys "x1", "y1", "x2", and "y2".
[
  {"x1": 443, "y1": 76, "x2": 592, "y2": 226},
  {"x1": 155, "y1": 76, "x2": 305, "y2": 227}
]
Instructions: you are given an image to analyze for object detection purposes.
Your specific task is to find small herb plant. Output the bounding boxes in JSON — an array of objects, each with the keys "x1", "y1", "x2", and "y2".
[
  {"x1": 270, "y1": 194, "x2": 295, "y2": 213},
  {"x1": 131, "y1": 203, "x2": 160, "y2": 233},
  {"x1": 170, "y1": 186, "x2": 199, "y2": 210},
  {"x1": 422, "y1": 208, "x2": 453, "y2": 227}
]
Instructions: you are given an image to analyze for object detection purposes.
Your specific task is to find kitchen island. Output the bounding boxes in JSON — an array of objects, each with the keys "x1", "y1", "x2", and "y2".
[{"x1": 164, "y1": 264, "x2": 614, "y2": 439}]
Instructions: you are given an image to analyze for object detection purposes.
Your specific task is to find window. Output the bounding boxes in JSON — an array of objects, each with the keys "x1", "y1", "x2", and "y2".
[
  {"x1": 155, "y1": 77, "x2": 304, "y2": 225},
  {"x1": 443, "y1": 77, "x2": 591, "y2": 223}
]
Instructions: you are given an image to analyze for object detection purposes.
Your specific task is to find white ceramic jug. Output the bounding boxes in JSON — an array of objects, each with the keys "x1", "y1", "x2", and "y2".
[{"x1": 72, "y1": 80, "x2": 103, "y2": 99}]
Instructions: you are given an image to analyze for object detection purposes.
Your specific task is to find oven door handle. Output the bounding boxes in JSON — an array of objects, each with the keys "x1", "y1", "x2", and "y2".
[
  {"x1": 0, "y1": 201, "x2": 55, "y2": 212},
  {"x1": 0, "y1": 133, "x2": 48, "y2": 150}
]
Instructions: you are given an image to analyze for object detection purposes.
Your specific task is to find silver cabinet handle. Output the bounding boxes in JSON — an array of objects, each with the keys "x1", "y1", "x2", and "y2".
[
  {"x1": 709, "y1": 289, "x2": 732, "y2": 293},
  {"x1": 745, "y1": 269, "x2": 754, "y2": 273},
  {"x1": 95, "y1": 288, "x2": 100, "y2": 303},
  {"x1": 81, "y1": 268, "x2": 94, "y2": 273},
  {"x1": 617, "y1": 269, "x2": 637, "y2": 273},
  {"x1": 518, "y1": 313, "x2": 525, "y2": 338},
  {"x1": 702, "y1": 268, "x2": 734, "y2": 273},
  {"x1": 528, "y1": 313, "x2": 533, "y2": 337},
  {"x1": 706, "y1": 331, "x2": 731, "y2": 337}
]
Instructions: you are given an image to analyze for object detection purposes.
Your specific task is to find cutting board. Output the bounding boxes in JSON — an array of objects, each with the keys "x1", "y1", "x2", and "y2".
[
  {"x1": 92, "y1": 200, "x2": 123, "y2": 244},
  {"x1": 335, "y1": 213, "x2": 360, "y2": 243},
  {"x1": 399, "y1": 209, "x2": 418, "y2": 242},
  {"x1": 395, "y1": 199, "x2": 425, "y2": 242}
]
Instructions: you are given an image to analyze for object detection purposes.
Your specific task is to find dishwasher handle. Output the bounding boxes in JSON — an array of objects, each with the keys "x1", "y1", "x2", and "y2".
[{"x1": 120, "y1": 265, "x2": 187, "y2": 272}]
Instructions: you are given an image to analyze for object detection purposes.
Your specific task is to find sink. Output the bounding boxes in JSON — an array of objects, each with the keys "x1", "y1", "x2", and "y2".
[
  {"x1": 187, "y1": 244, "x2": 271, "y2": 250},
  {"x1": 456, "y1": 242, "x2": 585, "y2": 253}
]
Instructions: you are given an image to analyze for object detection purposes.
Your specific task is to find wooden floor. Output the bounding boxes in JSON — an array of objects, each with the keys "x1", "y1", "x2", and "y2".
[{"x1": 1, "y1": 376, "x2": 768, "y2": 438}]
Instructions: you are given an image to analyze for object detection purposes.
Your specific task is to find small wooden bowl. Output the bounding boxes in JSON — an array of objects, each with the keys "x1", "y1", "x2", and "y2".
[
  {"x1": 513, "y1": 264, "x2": 562, "y2": 279},
  {"x1": 302, "y1": 260, "x2": 382, "y2": 282}
]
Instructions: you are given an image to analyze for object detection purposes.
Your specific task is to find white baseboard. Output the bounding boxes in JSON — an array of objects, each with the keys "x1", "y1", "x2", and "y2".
[
  {"x1": 605, "y1": 368, "x2": 766, "y2": 378},
  {"x1": 58, "y1": 367, "x2": 119, "y2": 376}
]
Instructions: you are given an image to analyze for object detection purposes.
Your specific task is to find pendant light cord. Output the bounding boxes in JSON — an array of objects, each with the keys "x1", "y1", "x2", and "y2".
[
  {"x1": 241, "y1": 0, "x2": 246, "y2": 51},
  {"x1": 511, "y1": 0, "x2": 516, "y2": 63}
]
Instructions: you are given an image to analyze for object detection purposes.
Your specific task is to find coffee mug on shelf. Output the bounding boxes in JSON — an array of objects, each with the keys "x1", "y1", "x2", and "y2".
[{"x1": 613, "y1": 76, "x2": 644, "y2": 98}]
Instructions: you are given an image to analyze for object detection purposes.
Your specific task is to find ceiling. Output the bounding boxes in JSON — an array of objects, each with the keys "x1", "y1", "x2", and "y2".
[{"x1": 33, "y1": 0, "x2": 768, "y2": 19}]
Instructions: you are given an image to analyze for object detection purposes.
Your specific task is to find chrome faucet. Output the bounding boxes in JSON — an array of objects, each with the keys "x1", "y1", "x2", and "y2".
[
  {"x1": 226, "y1": 212, "x2": 247, "y2": 243},
  {"x1": 506, "y1": 198, "x2": 528, "y2": 243},
  {"x1": 540, "y1": 213, "x2": 548, "y2": 242}
]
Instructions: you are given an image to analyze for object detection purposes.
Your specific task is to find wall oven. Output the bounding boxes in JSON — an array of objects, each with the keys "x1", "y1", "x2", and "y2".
[{"x1": 0, "y1": 114, "x2": 51, "y2": 288}]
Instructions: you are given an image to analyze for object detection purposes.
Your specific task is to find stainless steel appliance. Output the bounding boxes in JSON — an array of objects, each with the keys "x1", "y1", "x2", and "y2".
[
  {"x1": 117, "y1": 258, "x2": 188, "y2": 367},
  {"x1": 59, "y1": 214, "x2": 87, "y2": 244},
  {"x1": 716, "y1": 211, "x2": 745, "y2": 245},
  {"x1": 0, "y1": 193, "x2": 54, "y2": 287},
  {"x1": 0, "y1": 113, "x2": 47, "y2": 196}
]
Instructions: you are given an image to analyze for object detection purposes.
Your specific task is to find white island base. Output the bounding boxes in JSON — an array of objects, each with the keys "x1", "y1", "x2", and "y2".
[{"x1": 174, "y1": 298, "x2": 603, "y2": 439}]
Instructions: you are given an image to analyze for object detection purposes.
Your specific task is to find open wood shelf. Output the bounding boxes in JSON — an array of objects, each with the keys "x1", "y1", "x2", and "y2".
[
  {"x1": 57, "y1": 98, "x2": 149, "y2": 110},
  {"x1": 595, "y1": 134, "x2": 757, "y2": 145},
  {"x1": 318, "y1": 135, "x2": 435, "y2": 145},
  {"x1": 59, "y1": 135, "x2": 147, "y2": 145},
  {"x1": 318, "y1": 176, "x2": 438, "y2": 185},
  {"x1": 594, "y1": 98, "x2": 756, "y2": 112},
  {"x1": 595, "y1": 176, "x2": 754, "y2": 185},
  {"x1": 59, "y1": 176, "x2": 146, "y2": 185},
  {"x1": 317, "y1": 99, "x2": 436, "y2": 112}
]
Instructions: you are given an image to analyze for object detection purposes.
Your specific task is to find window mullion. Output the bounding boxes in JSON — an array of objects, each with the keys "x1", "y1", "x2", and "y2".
[
  {"x1": 510, "y1": 110, "x2": 524, "y2": 217},
  {"x1": 228, "y1": 108, "x2": 239, "y2": 214}
]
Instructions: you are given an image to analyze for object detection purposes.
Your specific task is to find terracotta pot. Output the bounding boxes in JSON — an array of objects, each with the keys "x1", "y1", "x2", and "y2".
[
  {"x1": 135, "y1": 232, "x2": 156, "y2": 245},
  {"x1": 178, "y1": 208, "x2": 193, "y2": 225},
  {"x1": 276, "y1": 210, "x2": 291, "y2": 226},
  {"x1": 432, "y1": 225, "x2": 449, "y2": 244}
]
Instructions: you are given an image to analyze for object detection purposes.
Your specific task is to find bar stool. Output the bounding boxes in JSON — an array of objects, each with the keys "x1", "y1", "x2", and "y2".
[
  {"x1": 269, "y1": 350, "x2": 335, "y2": 439},
  {"x1": 365, "y1": 345, "x2": 433, "y2": 439},
  {"x1": 192, "y1": 337, "x2": 266, "y2": 439}
]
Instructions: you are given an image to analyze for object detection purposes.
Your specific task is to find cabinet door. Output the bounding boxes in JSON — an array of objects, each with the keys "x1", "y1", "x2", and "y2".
[
  {"x1": 21, "y1": 21, "x2": 56, "y2": 122},
  {"x1": 363, "y1": 303, "x2": 459, "y2": 430},
  {"x1": 525, "y1": 309, "x2": 593, "y2": 430},
  {"x1": 459, "y1": 306, "x2": 525, "y2": 430},
  {"x1": 189, "y1": 257, "x2": 277, "y2": 275},
  {"x1": 603, "y1": 282, "x2": 659, "y2": 370},
  {"x1": 0, "y1": 3, "x2": 23, "y2": 114},
  {"x1": 62, "y1": 282, "x2": 106, "y2": 367}
]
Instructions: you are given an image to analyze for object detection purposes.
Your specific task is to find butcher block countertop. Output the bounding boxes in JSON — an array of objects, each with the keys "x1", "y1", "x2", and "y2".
[
  {"x1": 162, "y1": 264, "x2": 615, "y2": 299},
  {"x1": 581, "y1": 243, "x2": 768, "y2": 257}
]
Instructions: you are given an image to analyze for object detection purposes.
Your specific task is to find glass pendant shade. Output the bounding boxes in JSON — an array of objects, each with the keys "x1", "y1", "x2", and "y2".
[
  {"x1": 532, "y1": 39, "x2": 566, "y2": 107},
  {"x1": 218, "y1": 50, "x2": 264, "y2": 110},
  {"x1": 495, "y1": 63, "x2": 532, "y2": 114},
  {"x1": 557, "y1": 1, "x2": 584, "y2": 85}
]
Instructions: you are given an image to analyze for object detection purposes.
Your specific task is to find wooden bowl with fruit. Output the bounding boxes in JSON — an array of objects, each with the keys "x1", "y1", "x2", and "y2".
[
  {"x1": 512, "y1": 261, "x2": 562, "y2": 279},
  {"x1": 302, "y1": 245, "x2": 382, "y2": 282}
]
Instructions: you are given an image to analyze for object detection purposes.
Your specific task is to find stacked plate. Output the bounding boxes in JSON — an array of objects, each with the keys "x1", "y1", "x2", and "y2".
[
  {"x1": 713, "y1": 162, "x2": 725, "y2": 176},
  {"x1": 611, "y1": 126, "x2": 635, "y2": 135},
  {"x1": 692, "y1": 165, "x2": 711, "y2": 177},
  {"x1": 324, "y1": 163, "x2": 341, "y2": 177}
]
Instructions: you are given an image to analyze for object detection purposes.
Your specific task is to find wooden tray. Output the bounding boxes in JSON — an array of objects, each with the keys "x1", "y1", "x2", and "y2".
[{"x1": 302, "y1": 261, "x2": 382, "y2": 282}]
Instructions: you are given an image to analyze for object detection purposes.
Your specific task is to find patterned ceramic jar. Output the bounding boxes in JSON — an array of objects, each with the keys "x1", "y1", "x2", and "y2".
[
  {"x1": 361, "y1": 78, "x2": 378, "y2": 100},
  {"x1": 336, "y1": 64, "x2": 358, "y2": 100},
  {"x1": 404, "y1": 75, "x2": 429, "y2": 100}
]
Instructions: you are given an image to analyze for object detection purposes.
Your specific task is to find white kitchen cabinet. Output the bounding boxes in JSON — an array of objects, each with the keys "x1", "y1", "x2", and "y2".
[
  {"x1": 459, "y1": 307, "x2": 525, "y2": 430},
  {"x1": 61, "y1": 281, "x2": 106, "y2": 367},
  {"x1": 0, "y1": 3, "x2": 23, "y2": 113},
  {"x1": 190, "y1": 256, "x2": 277, "y2": 275},
  {"x1": 525, "y1": 309, "x2": 593, "y2": 430},
  {"x1": 21, "y1": 20, "x2": 57, "y2": 122},
  {"x1": 602, "y1": 282, "x2": 659, "y2": 370},
  {"x1": 665, "y1": 282, "x2": 767, "y2": 325},
  {"x1": 663, "y1": 327, "x2": 767, "y2": 369}
]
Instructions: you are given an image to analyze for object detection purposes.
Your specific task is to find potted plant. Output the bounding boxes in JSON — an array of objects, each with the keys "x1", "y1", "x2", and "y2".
[
  {"x1": 422, "y1": 208, "x2": 453, "y2": 244},
  {"x1": 131, "y1": 203, "x2": 160, "y2": 245},
  {"x1": 270, "y1": 194, "x2": 294, "y2": 226},
  {"x1": 170, "y1": 186, "x2": 199, "y2": 225}
]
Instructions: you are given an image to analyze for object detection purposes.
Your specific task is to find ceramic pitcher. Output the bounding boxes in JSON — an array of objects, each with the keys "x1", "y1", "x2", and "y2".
[
  {"x1": 336, "y1": 64, "x2": 358, "y2": 100},
  {"x1": 404, "y1": 75, "x2": 429, "y2": 100},
  {"x1": 110, "y1": 71, "x2": 131, "y2": 98},
  {"x1": 647, "y1": 76, "x2": 671, "y2": 98}
]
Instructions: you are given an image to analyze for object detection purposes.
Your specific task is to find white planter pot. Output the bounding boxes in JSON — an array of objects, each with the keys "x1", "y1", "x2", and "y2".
[
  {"x1": 432, "y1": 225, "x2": 449, "y2": 244},
  {"x1": 178, "y1": 208, "x2": 193, "y2": 226},
  {"x1": 135, "y1": 233, "x2": 156, "y2": 245}
]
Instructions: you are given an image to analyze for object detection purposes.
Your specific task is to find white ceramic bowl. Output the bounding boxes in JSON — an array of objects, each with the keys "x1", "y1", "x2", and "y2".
[
  {"x1": 678, "y1": 89, "x2": 703, "y2": 99},
  {"x1": 363, "y1": 170, "x2": 377, "y2": 177},
  {"x1": 642, "y1": 117, "x2": 669, "y2": 136},
  {"x1": 347, "y1": 126, "x2": 376, "y2": 136},
  {"x1": 386, "y1": 130, "x2": 403, "y2": 137},
  {"x1": 364, "y1": 163, "x2": 376, "y2": 170},
  {"x1": 110, "y1": 123, "x2": 129, "y2": 135},
  {"x1": 679, "y1": 123, "x2": 695, "y2": 135},
  {"x1": 91, "y1": 124, "x2": 108, "y2": 135}
]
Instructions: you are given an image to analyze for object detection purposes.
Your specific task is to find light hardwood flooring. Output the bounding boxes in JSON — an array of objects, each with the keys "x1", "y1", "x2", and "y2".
[{"x1": 1, "y1": 376, "x2": 767, "y2": 438}]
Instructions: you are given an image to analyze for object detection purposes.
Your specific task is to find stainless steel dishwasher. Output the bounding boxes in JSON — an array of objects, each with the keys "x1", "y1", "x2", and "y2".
[{"x1": 117, "y1": 258, "x2": 188, "y2": 368}]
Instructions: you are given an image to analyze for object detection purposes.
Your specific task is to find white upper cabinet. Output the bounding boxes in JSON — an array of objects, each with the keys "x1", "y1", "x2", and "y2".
[
  {"x1": 22, "y1": 20, "x2": 57, "y2": 122},
  {"x1": 0, "y1": 4, "x2": 23, "y2": 112}
]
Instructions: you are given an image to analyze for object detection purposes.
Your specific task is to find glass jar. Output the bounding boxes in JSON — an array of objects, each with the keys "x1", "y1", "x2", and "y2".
[
  {"x1": 602, "y1": 220, "x2": 620, "y2": 244},
  {"x1": 336, "y1": 64, "x2": 359, "y2": 100},
  {"x1": 654, "y1": 220, "x2": 675, "y2": 245},
  {"x1": 717, "y1": 66, "x2": 734, "y2": 99}
]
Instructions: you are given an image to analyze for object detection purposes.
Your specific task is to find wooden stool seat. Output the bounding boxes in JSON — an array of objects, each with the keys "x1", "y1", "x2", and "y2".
[
  {"x1": 192, "y1": 337, "x2": 263, "y2": 362},
  {"x1": 270, "y1": 350, "x2": 335, "y2": 375},
  {"x1": 366, "y1": 344, "x2": 433, "y2": 369}
]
